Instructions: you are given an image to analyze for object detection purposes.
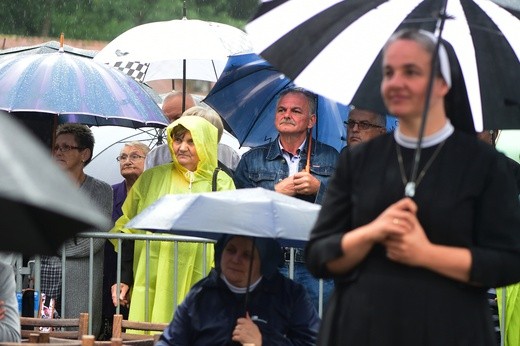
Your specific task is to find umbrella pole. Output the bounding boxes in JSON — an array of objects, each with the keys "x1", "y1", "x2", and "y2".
[
  {"x1": 405, "y1": 0, "x2": 449, "y2": 198},
  {"x1": 243, "y1": 238, "x2": 256, "y2": 314},
  {"x1": 51, "y1": 115, "x2": 58, "y2": 153},
  {"x1": 182, "y1": 59, "x2": 187, "y2": 112},
  {"x1": 305, "y1": 131, "x2": 312, "y2": 173}
]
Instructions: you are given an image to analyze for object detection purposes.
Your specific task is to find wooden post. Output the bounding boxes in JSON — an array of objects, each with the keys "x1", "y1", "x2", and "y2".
[
  {"x1": 111, "y1": 337, "x2": 123, "y2": 346},
  {"x1": 81, "y1": 335, "x2": 95, "y2": 346},
  {"x1": 112, "y1": 314, "x2": 123, "y2": 339}
]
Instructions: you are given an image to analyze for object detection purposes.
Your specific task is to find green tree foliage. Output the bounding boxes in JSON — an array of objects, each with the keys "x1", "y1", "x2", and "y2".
[{"x1": 0, "y1": 0, "x2": 259, "y2": 41}]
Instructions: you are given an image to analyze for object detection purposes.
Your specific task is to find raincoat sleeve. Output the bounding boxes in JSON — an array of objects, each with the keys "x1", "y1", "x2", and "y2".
[
  {"x1": 109, "y1": 170, "x2": 150, "y2": 238},
  {"x1": 216, "y1": 170, "x2": 236, "y2": 191},
  {"x1": 0, "y1": 262, "x2": 21, "y2": 342},
  {"x1": 262, "y1": 280, "x2": 320, "y2": 346},
  {"x1": 497, "y1": 284, "x2": 520, "y2": 345},
  {"x1": 109, "y1": 171, "x2": 152, "y2": 285}
]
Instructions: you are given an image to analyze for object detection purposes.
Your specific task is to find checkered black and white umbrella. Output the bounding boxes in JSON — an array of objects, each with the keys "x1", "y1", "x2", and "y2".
[
  {"x1": 110, "y1": 61, "x2": 150, "y2": 83},
  {"x1": 247, "y1": 0, "x2": 520, "y2": 131}
]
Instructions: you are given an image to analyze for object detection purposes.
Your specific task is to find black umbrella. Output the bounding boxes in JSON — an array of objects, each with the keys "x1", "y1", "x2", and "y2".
[{"x1": 0, "y1": 111, "x2": 111, "y2": 256}]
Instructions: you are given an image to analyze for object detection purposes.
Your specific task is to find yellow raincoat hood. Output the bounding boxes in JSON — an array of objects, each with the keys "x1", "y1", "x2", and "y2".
[{"x1": 166, "y1": 115, "x2": 218, "y2": 183}]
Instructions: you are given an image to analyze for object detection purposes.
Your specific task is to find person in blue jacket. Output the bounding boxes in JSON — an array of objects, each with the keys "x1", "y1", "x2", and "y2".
[{"x1": 156, "y1": 235, "x2": 320, "y2": 346}]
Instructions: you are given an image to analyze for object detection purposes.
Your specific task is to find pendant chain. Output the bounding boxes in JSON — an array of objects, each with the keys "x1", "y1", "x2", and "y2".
[{"x1": 396, "y1": 140, "x2": 446, "y2": 194}]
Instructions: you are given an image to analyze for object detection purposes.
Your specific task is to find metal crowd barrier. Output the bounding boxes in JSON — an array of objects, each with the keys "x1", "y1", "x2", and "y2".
[
  {"x1": 13, "y1": 232, "x2": 214, "y2": 334},
  {"x1": 12, "y1": 232, "x2": 327, "y2": 334},
  {"x1": 14, "y1": 232, "x2": 506, "y2": 342}
]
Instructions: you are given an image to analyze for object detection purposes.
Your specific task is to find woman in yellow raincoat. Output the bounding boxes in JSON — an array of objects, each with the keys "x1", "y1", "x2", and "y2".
[{"x1": 110, "y1": 115, "x2": 235, "y2": 324}]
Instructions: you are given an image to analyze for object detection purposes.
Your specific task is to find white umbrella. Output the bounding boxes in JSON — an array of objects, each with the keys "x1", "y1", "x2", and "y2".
[
  {"x1": 126, "y1": 188, "x2": 321, "y2": 248},
  {"x1": 94, "y1": 16, "x2": 253, "y2": 84}
]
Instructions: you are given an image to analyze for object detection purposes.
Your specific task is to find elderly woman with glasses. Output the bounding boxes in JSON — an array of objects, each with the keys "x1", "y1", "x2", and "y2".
[
  {"x1": 111, "y1": 116, "x2": 235, "y2": 326},
  {"x1": 43, "y1": 123, "x2": 113, "y2": 337},
  {"x1": 100, "y1": 141, "x2": 150, "y2": 339}
]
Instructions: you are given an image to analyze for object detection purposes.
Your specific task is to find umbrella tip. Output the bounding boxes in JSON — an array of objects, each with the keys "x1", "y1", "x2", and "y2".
[{"x1": 59, "y1": 33, "x2": 64, "y2": 52}]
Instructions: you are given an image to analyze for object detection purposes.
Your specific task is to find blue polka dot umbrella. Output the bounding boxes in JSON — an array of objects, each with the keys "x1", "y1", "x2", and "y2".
[{"x1": 0, "y1": 48, "x2": 167, "y2": 126}]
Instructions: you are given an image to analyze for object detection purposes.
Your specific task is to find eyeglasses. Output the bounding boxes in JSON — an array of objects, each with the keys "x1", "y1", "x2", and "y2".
[
  {"x1": 344, "y1": 120, "x2": 383, "y2": 131},
  {"x1": 53, "y1": 144, "x2": 84, "y2": 153},
  {"x1": 116, "y1": 154, "x2": 146, "y2": 162}
]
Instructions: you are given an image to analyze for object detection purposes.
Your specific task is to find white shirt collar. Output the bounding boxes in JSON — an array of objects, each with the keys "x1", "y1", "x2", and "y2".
[
  {"x1": 394, "y1": 119, "x2": 454, "y2": 149},
  {"x1": 220, "y1": 273, "x2": 263, "y2": 294}
]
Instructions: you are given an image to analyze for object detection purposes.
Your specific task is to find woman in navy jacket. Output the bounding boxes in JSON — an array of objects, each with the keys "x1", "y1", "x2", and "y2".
[{"x1": 156, "y1": 235, "x2": 320, "y2": 346}]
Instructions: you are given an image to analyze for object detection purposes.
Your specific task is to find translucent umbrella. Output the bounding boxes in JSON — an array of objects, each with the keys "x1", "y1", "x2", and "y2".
[
  {"x1": 126, "y1": 188, "x2": 321, "y2": 248},
  {"x1": 0, "y1": 47, "x2": 168, "y2": 149},
  {"x1": 0, "y1": 51, "x2": 167, "y2": 128}
]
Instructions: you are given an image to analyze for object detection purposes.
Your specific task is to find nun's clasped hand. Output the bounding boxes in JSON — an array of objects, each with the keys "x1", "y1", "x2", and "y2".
[
  {"x1": 383, "y1": 198, "x2": 431, "y2": 267},
  {"x1": 366, "y1": 197, "x2": 416, "y2": 244}
]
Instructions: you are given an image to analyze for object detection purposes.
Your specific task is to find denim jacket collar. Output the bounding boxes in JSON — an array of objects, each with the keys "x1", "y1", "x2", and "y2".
[{"x1": 266, "y1": 136, "x2": 313, "y2": 161}]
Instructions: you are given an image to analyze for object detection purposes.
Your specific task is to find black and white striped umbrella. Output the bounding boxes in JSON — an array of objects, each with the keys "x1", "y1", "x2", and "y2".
[{"x1": 247, "y1": 0, "x2": 520, "y2": 131}]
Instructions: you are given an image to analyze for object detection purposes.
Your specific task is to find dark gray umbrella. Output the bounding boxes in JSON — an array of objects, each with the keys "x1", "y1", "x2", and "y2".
[{"x1": 0, "y1": 111, "x2": 111, "y2": 256}]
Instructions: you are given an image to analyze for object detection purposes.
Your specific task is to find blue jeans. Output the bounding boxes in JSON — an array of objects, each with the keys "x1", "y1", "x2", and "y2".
[{"x1": 280, "y1": 261, "x2": 334, "y2": 315}]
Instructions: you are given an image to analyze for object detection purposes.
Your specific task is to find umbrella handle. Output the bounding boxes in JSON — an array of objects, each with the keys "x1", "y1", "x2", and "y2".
[{"x1": 305, "y1": 132, "x2": 312, "y2": 173}]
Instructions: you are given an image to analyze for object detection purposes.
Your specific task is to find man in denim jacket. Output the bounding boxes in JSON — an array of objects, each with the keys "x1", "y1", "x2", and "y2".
[{"x1": 234, "y1": 87, "x2": 339, "y2": 313}]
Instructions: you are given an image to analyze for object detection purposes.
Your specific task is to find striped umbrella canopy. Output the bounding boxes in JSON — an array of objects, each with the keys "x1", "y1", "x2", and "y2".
[{"x1": 246, "y1": 0, "x2": 520, "y2": 132}]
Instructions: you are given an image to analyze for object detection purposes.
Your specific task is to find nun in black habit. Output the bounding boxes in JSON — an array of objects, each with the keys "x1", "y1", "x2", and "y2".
[{"x1": 305, "y1": 28, "x2": 520, "y2": 346}]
